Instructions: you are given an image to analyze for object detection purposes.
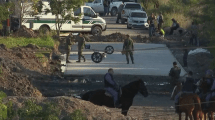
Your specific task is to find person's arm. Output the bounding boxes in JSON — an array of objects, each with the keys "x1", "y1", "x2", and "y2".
[
  {"x1": 123, "y1": 41, "x2": 125, "y2": 50},
  {"x1": 131, "y1": 40, "x2": 134, "y2": 50},
  {"x1": 169, "y1": 68, "x2": 173, "y2": 77}
]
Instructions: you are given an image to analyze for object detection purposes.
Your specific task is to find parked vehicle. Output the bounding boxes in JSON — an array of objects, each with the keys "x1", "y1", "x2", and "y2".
[
  {"x1": 22, "y1": 1, "x2": 106, "y2": 36},
  {"x1": 121, "y1": 2, "x2": 144, "y2": 24},
  {"x1": 127, "y1": 10, "x2": 149, "y2": 29},
  {"x1": 85, "y1": 0, "x2": 123, "y2": 16}
]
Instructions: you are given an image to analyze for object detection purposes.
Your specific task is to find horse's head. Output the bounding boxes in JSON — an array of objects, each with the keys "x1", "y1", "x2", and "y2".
[{"x1": 138, "y1": 79, "x2": 148, "y2": 97}]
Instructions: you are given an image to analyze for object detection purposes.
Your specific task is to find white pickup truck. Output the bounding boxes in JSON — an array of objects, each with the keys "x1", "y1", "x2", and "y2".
[
  {"x1": 121, "y1": 2, "x2": 144, "y2": 24},
  {"x1": 85, "y1": 0, "x2": 123, "y2": 16}
]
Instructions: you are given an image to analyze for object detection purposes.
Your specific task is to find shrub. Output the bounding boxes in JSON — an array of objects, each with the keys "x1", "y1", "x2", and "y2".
[{"x1": 70, "y1": 109, "x2": 87, "y2": 120}]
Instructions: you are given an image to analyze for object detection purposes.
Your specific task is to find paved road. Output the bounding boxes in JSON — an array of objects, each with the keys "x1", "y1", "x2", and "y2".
[{"x1": 63, "y1": 42, "x2": 186, "y2": 76}]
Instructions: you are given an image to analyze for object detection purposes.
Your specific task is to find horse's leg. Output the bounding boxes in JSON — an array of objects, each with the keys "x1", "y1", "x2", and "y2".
[
  {"x1": 179, "y1": 112, "x2": 182, "y2": 120},
  {"x1": 189, "y1": 113, "x2": 193, "y2": 120},
  {"x1": 121, "y1": 106, "x2": 130, "y2": 116},
  {"x1": 185, "y1": 112, "x2": 189, "y2": 120},
  {"x1": 211, "y1": 112, "x2": 214, "y2": 120}
]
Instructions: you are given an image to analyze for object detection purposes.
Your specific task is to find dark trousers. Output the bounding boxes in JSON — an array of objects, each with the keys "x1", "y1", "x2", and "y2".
[
  {"x1": 116, "y1": 13, "x2": 121, "y2": 23},
  {"x1": 125, "y1": 50, "x2": 134, "y2": 63},
  {"x1": 66, "y1": 49, "x2": 70, "y2": 62},
  {"x1": 78, "y1": 50, "x2": 85, "y2": 61},
  {"x1": 169, "y1": 27, "x2": 178, "y2": 35},
  {"x1": 189, "y1": 35, "x2": 197, "y2": 46},
  {"x1": 158, "y1": 23, "x2": 163, "y2": 30},
  {"x1": 104, "y1": 7, "x2": 108, "y2": 16}
]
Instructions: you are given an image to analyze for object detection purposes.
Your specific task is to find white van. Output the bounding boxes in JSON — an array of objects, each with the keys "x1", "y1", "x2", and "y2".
[{"x1": 22, "y1": 1, "x2": 107, "y2": 36}]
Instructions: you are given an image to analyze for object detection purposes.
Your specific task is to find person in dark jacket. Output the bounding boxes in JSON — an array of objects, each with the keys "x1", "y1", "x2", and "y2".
[
  {"x1": 174, "y1": 71, "x2": 194, "y2": 113},
  {"x1": 103, "y1": 0, "x2": 108, "y2": 16},
  {"x1": 116, "y1": 3, "x2": 124, "y2": 23},
  {"x1": 169, "y1": 18, "x2": 180, "y2": 35},
  {"x1": 75, "y1": 33, "x2": 86, "y2": 62},
  {"x1": 169, "y1": 61, "x2": 181, "y2": 86},
  {"x1": 183, "y1": 45, "x2": 189, "y2": 67},
  {"x1": 147, "y1": 13, "x2": 156, "y2": 37},
  {"x1": 104, "y1": 68, "x2": 121, "y2": 108},
  {"x1": 157, "y1": 12, "x2": 164, "y2": 30}
]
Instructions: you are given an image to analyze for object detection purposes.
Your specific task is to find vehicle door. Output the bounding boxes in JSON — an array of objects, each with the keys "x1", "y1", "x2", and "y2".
[
  {"x1": 82, "y1": 7, "x2": 96, "y2": 31},
  {"x1": 72, "y1": 7, "x2": 83, "y2": 31},
  {"x1": 92, "y1": 0, "x2": 103, "y2": 13}
]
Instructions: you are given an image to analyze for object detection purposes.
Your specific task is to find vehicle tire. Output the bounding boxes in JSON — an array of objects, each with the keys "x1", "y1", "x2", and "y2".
[
  {"x1": 39, "y1": 26, "x2": 50, "y2": 35},
  {"x1": 92, "y1": 26, "x2": 102, "y2": 36},
  {"x1": 121, "y1": 19, "x2": 125, "y2": 24},
  {"x1": 105, "y1": 45, "x2": 114, "y2": 54},
  {"x1": 111, "y1": 8, "x2": 117, "y2": 16},
  {"x1": 91, "y1": 52, "x2": 103, "y2": 63},
  {"x1": 127, "y1": 24, "x2": 131, "y2": 29}
]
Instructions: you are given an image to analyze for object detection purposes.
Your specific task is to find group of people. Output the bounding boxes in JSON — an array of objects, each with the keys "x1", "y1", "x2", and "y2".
[
  {"x1": 168, "y1": 62, "x2": 215, "y2": 113},
  {"x1": 65, "y1": 33, "x2": 135, "y2": 64},
  {"x1": 65, "y1": 33, "x2": 86, "y2": 63}
]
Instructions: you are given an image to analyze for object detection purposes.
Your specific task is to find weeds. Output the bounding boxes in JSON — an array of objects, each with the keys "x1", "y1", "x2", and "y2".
[{"x1": 70, "y1": 109, "x2": 87, "y2": 120}]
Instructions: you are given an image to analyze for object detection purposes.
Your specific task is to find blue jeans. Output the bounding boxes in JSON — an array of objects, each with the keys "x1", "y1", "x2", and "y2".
[
  {"x1": 105, "y1": 87, "x2": 119, "y2": 104},
  {"x1": 104, "y1": 7, "x2": 108, "y2": 16},
  {"x1": 149, "y1": 25, "x2": 155, "y2": 37}
]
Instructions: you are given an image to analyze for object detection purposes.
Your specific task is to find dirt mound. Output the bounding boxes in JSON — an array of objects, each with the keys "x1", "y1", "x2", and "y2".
[
  {"x1": 88, "y1": 32, "x2": 126, "y2": 42},
  {"x1": 3, "y1": 96, "x2": 127, "y2": 120},
  {"x1": 0, "y1": 44, "x2": 60, "y2": 97},
  {"x1": 13, "y1": 25, "x2": 38, "y2": 38}
]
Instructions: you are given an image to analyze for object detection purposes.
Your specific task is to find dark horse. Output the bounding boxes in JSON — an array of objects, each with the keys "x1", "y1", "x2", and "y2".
[{"x1": 81, "y1": 79, "x2": 148, "y2": 116}]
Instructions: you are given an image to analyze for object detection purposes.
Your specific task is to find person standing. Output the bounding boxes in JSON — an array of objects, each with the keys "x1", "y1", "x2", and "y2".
[
  {"x1": 76, "y1": 33, "x2": 86, "y2": 62},
  {"x1": 104, "y1": 68, "x2": 121, "y2": 108},
  {"x1": 123, "y1": 34, "x2": 134, "y2": 64},
  {"x1": 116, "y1": 3, "x2": 124, "y2": 23},
  {"x1": 103, "y1": 0, "x2": 108, "y2": 16},
  {"x1": 65, "y1": 33, "x2": 73, "y2": 63},
  {"x1": 169, "y1": 62, "x2": 181, "y2": 86},
  {"x1": 183, "y1": 45, "x2": 189, "y2": 67},
  {"x1": 147, "y1": 13, "x2": 156, "y2": 37},
  {"x1": 107, "y1": 0, "x2": 110, "y2": 16},
  {"x1": 157, "y1": 12, "x2": 164, "y2": 30},
  {"x1": 169, "y1": 18, "x2": 180, "y2": 35},
  {"x1": 190, "y1": 21, "x2": 198, "y2": 46}
]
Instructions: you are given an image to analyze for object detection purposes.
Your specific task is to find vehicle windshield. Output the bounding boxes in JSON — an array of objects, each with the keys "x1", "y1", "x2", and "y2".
[
  {"x1": 125, "y1": 4, "x2": 141, "y2": 9},
  {"x1": 131, "y1": 12, "x2": 146, "y2": 18}
]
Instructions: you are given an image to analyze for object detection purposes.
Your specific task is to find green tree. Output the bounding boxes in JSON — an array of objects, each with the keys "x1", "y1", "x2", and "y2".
[
  {"x1": 0, "y1": 2, "x2": 13, "y2": 30},
  {"x1": 39, "y1": 0, "x2": 86, "y2": 39}
]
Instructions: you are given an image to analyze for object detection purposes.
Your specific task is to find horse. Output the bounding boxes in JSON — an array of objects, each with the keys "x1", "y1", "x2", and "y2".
[
  {"x1": 178, "y1": 93, "x2": 203, "y2": 120},
  {"x1": 81, "y1": 79, "x2": 148, "y2": 116},
  {"x1": 199, "y1": 78, "x2": 215, "y2": 120}
]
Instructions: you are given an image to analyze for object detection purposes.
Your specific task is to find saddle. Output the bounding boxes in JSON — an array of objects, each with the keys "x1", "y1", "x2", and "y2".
[{"x1": 105, "y1": 87, "x2": 122, "y2": 98}]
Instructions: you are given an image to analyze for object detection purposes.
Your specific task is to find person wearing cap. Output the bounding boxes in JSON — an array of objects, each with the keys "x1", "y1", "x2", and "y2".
[
  {"x1": 75, "y1": 33, "x2": 86, "y2": 62},
  {"x1": 169, "y1": 18, "x2": 180, "y2": 35},
  {"x1": 123, "y1": 34, "x2": 134, "y2": 64},
  {"x1": 183, "y1": 45, "x2": 189, "y2": 67},
  {"x1": 157, "y1": 12, "x2": 164, "y2": 30}
]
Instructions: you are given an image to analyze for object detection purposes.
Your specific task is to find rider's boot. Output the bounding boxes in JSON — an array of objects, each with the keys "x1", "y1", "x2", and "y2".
[{"x1": 115, "y1": 100, "x2": 122, "y2": 108}]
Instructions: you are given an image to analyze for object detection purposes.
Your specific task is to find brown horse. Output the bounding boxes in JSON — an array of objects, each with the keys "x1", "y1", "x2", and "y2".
[
  {"x1": 178, "y1": 93, "x2": 203, "y2": 120},
  {"x1": 199, "y1": 78, "x2": 215, "y2": 120},
  {"x1": 81, "y1": 79, "x2": 148, "y2": 116}
]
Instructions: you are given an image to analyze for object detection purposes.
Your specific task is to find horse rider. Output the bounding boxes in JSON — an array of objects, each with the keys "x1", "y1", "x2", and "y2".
[
  {"x1": 174, "y1": 71, "x2": 195, "y2": 113},
  {"x1": 75, "y1": 33, "x2": 86, "y2": 62},
  {"x1": 104, "y1": 68, "x2": 122, "y2": 108},
  {"x1": 123, "y1": 34, "x2": 134, "y2": 64},
  {"x1": 65, "y1": 33, "x2": 74, "y2": 63},
  {"x1": 203, "y1": 69, "x2": 215, "y2": 110},
  {"x1": 169, "y1": 62, "x2": 181, "y2": 86}
]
